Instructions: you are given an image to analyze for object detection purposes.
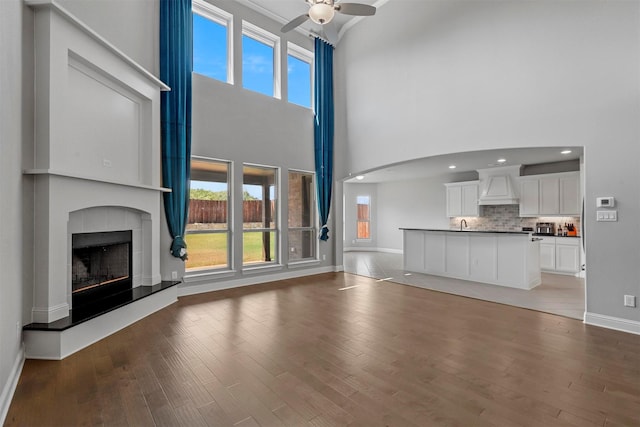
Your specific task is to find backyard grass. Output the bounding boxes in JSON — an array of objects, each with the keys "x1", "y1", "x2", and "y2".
[{"x1": 185, "y1": 232, "x2": 276, "y2": 269}]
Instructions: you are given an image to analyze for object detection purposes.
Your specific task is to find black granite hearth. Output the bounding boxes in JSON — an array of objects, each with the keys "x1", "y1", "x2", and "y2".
[{"x1": 23, "y1": 281, "x2": 180, "y2": 332}]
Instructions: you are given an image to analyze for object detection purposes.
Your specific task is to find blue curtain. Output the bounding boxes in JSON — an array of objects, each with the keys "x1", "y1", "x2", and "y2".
[
  {"x1": 160, "y1": 0, "x2": 192, "y2": 260},
  {"x1": 314, "y1": 38, "x2": 334, "y2": 241}
]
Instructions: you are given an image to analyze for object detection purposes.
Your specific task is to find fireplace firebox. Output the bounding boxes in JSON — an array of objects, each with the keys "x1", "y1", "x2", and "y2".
[{"x1": 72, "y1": 230, "x2": 133, "y2": 310}]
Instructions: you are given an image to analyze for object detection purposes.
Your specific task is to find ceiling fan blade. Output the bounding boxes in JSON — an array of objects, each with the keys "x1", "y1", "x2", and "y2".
[
  {"x1": 335, "y1": 3, "x2": 376, "y2": 16},
  {"x1": 322, "y1": 22, "x2": 339, "y2": 44},
  {"x1": 281, "y1": 14, "x2": 310, "y2": 33}
]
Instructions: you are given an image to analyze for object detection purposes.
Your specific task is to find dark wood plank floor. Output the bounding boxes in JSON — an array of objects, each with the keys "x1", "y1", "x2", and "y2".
[{"x1": 6, "y1": 272, "x2": 640, "y2": 426}]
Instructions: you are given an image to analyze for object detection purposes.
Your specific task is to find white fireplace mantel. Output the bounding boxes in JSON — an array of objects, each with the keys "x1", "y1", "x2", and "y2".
[{"x1": 25, "y1": 0, "x2": 171, "y2": 325}]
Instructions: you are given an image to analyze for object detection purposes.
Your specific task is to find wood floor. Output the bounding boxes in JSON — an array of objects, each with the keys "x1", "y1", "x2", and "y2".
[{"x1": 6, "y1": 273, "x2": 640, "y2": 426}]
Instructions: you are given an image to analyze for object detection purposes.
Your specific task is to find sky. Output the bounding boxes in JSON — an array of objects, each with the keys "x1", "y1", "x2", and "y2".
[{"x1": 193, "y1": 13, "x2": 311, "y2": 107}]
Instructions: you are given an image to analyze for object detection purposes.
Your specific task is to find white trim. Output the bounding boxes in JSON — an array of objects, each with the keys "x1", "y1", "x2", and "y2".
[
  {"x1": 584, "y1": 312, "x2": 640, "y2": 335},
  {"x1": 334, "y1": 265, "x2": 345, "y2": 272},
  {"x1": 178, "y1": 265, "x2": 335, "y2": 296},
  {"x1": 343, "y1": 247, "x2": 403, "y2": 254},
  {"x1": 192, "y1": 0, "x2": 234, "y2": 85},
  {"x1": 0, "y1": 346, "x2": 25, "y2": 425},
  {"x1": 242, "y1": 20, "x2": 281, "y2": 99},
  {"x1": 32, "y1": 302, "x2": 70, "y2": 323},
  {"x1": 337, "y1": 0, "x2": 393, "y2": 41},
  {"x1": 24, "y1": 286, "x2": 178, "y2": 360},
  {"x1": 25, "y1": 0, "x2": 169, "y2": 90}
]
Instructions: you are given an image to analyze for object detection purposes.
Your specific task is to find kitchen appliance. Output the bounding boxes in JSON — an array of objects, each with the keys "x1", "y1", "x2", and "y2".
[{"x1": 535, "y1": 222, "x2": 555, "y2": 235}]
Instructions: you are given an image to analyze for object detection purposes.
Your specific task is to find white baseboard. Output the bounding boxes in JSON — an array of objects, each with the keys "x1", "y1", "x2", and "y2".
[
  {"x1": 178, "y1": 266, "x2": 336, "y2": 297},
  {"x1": 0, "y1": 346, "x2": 25, "y2": 425},
  {"x1": 343, "y1": 247, "x2": 403, "y2": 254},
  {"x1": 334, "y1": 265, "x2": 344, "y2": 272},
  {"x1": 584, "y1": 312, "x2": 640, "y2": 335}
]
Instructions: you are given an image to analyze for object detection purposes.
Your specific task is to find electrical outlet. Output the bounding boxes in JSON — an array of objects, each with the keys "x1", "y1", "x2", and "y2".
[
  {"x1": 16, "y1": 321, "x2": 21, "y2": 340},
  {"x1": 624, "y1": 295, "x2": 636, "y2": 307},
  {"x1": 290, "y1": 247, "x2": 295, "y2": 252},
  {"x1": 102, "y1": 158, "x2": 112, "y2": 168},
  {"x1": 322, "y1": 254, "x2": 326, "y2": 261},
  {"x1": 171, "y1": 271, "x2": 178, "y2": 280}
]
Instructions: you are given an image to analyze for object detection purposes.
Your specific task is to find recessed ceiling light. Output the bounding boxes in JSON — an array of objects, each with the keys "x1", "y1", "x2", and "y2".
[
  {"x1": 497, "y1": 158, "x2": 507, "y2": 163},
  {"x1": 561, "y1": 150, "x2": 572, "y2": 155},
  {"x1": 448, "y1": 165, "x2": 456, "y2": 169},
  {"x1": 355, "y1": 175, "x2": 364, "y2": 180}
]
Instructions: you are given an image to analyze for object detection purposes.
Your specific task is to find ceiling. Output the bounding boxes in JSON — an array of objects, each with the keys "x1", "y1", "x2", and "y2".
[
  {"x1": 236, "y1": 0, "x2": 383, "y2": 41},
  {"x1": 344, "y1": 147, "x2": 584, "y2": 183}
]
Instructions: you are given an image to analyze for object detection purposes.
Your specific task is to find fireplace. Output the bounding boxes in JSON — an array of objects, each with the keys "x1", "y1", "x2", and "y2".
[{"x1": 72, "y1": 230, "x2": 133, "y2": 311}]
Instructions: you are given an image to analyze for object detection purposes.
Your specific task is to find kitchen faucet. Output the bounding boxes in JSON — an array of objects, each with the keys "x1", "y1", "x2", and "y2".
[{"x1": 460, "y1": 219, "x2": 468, "y2": 230}]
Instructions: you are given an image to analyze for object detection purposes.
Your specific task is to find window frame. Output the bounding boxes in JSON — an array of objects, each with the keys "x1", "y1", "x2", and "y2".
[
  {"x1": 286, "y1": 42, "x2": 313, "y2": 108},
  {"x1": 242, "y1": 163, "x2": 281, "y2": 267},
  {"x1": 185, "y1": 156, "x2": 234, "y2": 274},
  {"x1": 356, "y1": 194, "x2": 372, "y2": 241},
  {"x1": 192, "y1": 0, "x2": 234, "y2": 84},
  {"x1": 242, "y1": 20, "x2": 281, "y2": 99},
  {"x1": 287, "y1": 169, "x2": 318, "y2": 264}
]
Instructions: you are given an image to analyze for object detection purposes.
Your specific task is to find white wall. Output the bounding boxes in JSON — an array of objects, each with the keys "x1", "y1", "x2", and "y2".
[
  {"x1": 336, "y1": 1, "x2": 640, "y2": 323},
  {"x1": 376, "y1": 178, "x2": 451, "y2": 251},
  {"x1": 0, "y1": 0, "x2": 34, "y2": 420}
]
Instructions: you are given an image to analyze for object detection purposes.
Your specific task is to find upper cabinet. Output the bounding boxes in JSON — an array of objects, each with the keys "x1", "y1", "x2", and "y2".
[
  {"x1": 518, "y1": 172, "x2": 581, "y2": 217},
  {"x1": 445, "y1": 181, "x2": 479, "y2": 217}
]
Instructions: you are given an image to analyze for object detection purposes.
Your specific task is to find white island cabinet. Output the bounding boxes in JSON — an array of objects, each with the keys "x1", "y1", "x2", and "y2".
[{"x1": 402, "y1": 229, "x2": 541, "y2": 290}]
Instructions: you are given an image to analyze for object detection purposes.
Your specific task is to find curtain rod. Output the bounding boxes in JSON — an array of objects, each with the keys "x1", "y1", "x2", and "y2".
[{"x1": 308, "y1": 30, "x2": 335, "y2": 47}]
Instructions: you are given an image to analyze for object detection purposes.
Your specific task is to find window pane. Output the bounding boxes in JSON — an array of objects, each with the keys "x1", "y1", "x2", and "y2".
[
  {"x1": 288, "y1": 54, "x2": 311, "y2": 108},
  {"x1": 243, "y1": 231, "x2": 276, "y2": 264},
  {"x1": 357, "y1": 221, "x2": 370, "y2": 240},
  {"x1": 193, "y1": 13, "x2": 228, "y2": 82},
  {"x1": 243, "y1": 165, "x2": 277, "y2": 229},
  {"x1": 185, "y1": 232, "x2": 228, "y2": 270},
  {"x1": 187, "y1": 159, "x2": 230, "y2": 271},
  {"x1": 242, "y1": 35, "x2": 274, "y2": 96},
  {"x1": 289, "y1": 229, "x2": 316, "y2": 261},
  {"x1": 288, "y1": 171, "x2": 314, "y2": 228}
]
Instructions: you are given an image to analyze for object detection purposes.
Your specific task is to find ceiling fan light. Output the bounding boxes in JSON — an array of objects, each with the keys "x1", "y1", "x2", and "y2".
[{"x1": 309, "y1": 3, "x2": 335, "y2": 25}]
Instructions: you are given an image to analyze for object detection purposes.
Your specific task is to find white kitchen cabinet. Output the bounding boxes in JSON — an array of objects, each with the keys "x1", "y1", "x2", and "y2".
[
  {"x1": 402, "y1": 229, "x2": 541, "y2": 289},
  {"x1": 539, "y1": 237, "x2": 556, "y2": 270},
  {"x1": 518, "y1": 172, "x2": 581, "y2": 216},
  {"x1": 538, "y1": 236, "x2": 580, "y2": 274},
  {"x1": 559, "y1": 174, "x2": 580, "y2": 215},
  {"x1": 555, "y1": 238, "x2": 580, "y2": 273},
  {"x1": 445, "y1": 181, "x2": 479, "y2": 217}
]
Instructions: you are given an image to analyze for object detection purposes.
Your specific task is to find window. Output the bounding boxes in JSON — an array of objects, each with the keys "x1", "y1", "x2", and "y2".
[
  {"x1": 185, "y1": 158, "x2": 231, "y2": 271},
  {"x1": 192, "y1": 0, "x2": 233, "y2": 84},
  {"x1": 288, "y1": 171, "x2": 316, "y2": 261},
  {"x1": 356, "y1": 195, "x2": 371, "y2": 240},
  {"x1": 242, "y1": 21, "x2": 281, "y2": 98},
  {"x1": 243, "y1": 165, "x2": 278, "y2": 265},
  {"x1": 287, "y1": 43, "x2": 312, "y2": 108}
]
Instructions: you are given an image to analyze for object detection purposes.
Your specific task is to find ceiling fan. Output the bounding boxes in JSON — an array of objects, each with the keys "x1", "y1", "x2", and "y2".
[{"x1": 281, "y1": 0, "x2": 376, "y2": 33}]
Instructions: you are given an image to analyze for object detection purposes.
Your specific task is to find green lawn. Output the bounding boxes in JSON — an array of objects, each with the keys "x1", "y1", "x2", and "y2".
[{"x1": 185, "y1": 232, "x2": 276, "y2": 269}]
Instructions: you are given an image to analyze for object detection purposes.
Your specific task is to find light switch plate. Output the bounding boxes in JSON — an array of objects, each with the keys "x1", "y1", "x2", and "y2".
[
  {"x1": 624, "y1": 295, "x2": 636, "y2": 307},
  {"x1": 596, "y1": 210, "x2": 617, "y2": 221}
]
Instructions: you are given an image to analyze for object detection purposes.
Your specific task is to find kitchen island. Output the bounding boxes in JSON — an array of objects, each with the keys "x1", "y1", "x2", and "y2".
[{"x1": 401, "y1": 228, "x2": 541, "y2": 289}]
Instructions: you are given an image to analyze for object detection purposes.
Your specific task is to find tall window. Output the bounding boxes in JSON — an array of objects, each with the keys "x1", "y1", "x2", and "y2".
[
  {"x1": 186, "y1": 158, "x2": 231, "y2": 271},
  {"x1": 287, "y1": 43, "x2": 312, "y2": 108},
  {"x1": 242, "y1": 21, "x2": 281, "y2": 98},
  {"x1": 288, "y1": 171, "x2": 316, "y2": 261},
  {"x1": 356, "y1": 195, "x2": 371, "y2": 240},
  {"x1": 192, "y1": 0, "x2": 233, "y2": 84},
  {"x1": 243, "y1": 165, "x2": 278, "y2": 265}
]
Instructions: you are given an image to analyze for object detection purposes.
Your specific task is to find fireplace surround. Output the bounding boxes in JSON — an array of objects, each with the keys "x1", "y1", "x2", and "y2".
[{"x1": 23, "y1": 0, "x2": 176, "y2": 359}]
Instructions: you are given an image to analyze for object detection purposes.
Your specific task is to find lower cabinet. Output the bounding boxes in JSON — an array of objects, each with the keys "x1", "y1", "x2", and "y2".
[{"x1": 538, "y1": 236, "x2": 580, "y2": 274}]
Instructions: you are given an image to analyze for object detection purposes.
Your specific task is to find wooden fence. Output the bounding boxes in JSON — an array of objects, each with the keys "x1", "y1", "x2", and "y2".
[{"x1": 188, "y1": 200, "x2": 272, "y2": 224}]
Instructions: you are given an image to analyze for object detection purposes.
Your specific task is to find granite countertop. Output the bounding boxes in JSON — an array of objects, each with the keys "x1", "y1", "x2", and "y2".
[
  {"x1": 400, "y1": 228, "x2": 530, "y2": 235},
  {"x1": 532, "y1": 233, "x2": 581, "y2": 238}
]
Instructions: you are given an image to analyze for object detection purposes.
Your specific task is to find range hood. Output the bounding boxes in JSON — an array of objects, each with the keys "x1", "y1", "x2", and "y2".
[{"x1": 477, "y1": 165, "x2": 521, "y2": 205}]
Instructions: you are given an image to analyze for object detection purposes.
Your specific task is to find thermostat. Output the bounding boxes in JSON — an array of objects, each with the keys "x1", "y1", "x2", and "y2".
[{"x1": 596, "y1": 197, "x2": 615, "y2": 208}]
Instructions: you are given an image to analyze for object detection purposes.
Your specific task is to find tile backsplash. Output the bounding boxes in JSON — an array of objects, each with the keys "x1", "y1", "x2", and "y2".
[{"x1": 449, "y1": 205, "x2": 580, "y2": 234}]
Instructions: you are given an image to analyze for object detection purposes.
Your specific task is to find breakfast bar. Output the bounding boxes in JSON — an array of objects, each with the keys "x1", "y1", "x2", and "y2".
[{"x1": 401, "y1": 228, "x2": 541, "y2": 289}]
